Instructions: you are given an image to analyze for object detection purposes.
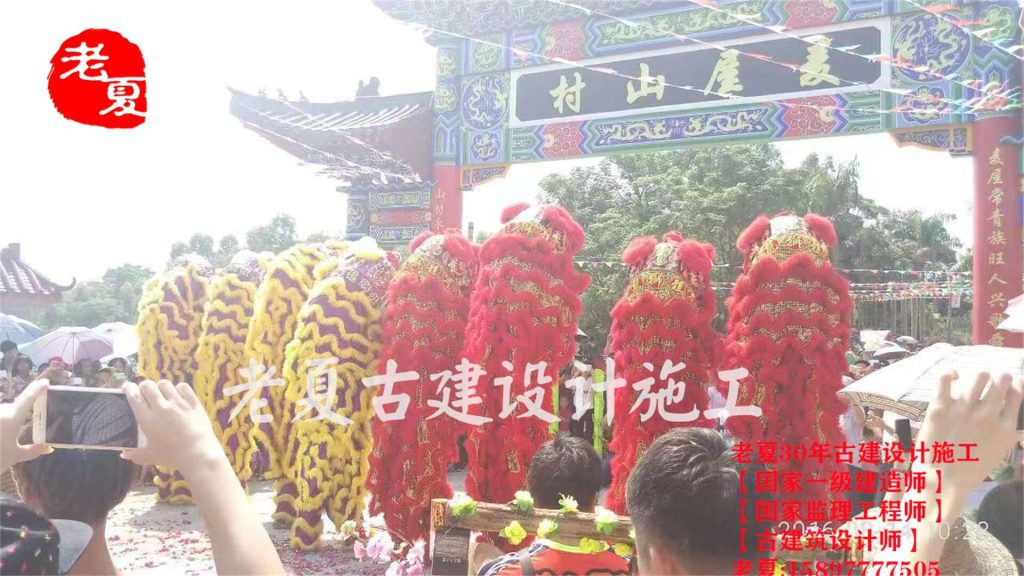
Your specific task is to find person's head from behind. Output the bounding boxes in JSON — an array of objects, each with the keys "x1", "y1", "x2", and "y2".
[
  {"x1": 1, "y1": 340, "x2": 17, "y2": 362},
  {"x1": 627, "y1": 427, "x2": 771, "y2": 576},
  {"x1": 13, "y1": 442, "x2": 138, "y2": 528},
  {"x1": 528, "y1": 434, "x2": 602, "y2": 511},
  {"x1": 976, "y1": 480, "x2": 1023, "y2": 559},
  {"x1": 13, "y1": 355, "x2": 33, "y2": 379}
]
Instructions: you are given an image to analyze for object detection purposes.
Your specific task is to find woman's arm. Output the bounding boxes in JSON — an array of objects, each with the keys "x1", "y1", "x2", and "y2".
[
  {"x1": 122, "y1": 380, "x2": 285, "y2": 576},
  {"x1": 0, "y1": 379, "x2": 50, "y2": 472}
]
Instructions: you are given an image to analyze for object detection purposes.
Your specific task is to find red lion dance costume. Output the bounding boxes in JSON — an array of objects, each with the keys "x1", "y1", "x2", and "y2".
[
  {"x1": 721, "y1": 214, "x2": 852, "y2": 508},
  {"x1": 136, "y1": 254, "x2": 212, "y2": 504},
  {"x1": 463, "y1": 204, "x2": 590, "y2": 513},
  {"x1": 367, "y1": 230, "x2": 478, "y2": 544},
  {"x1": 605, "y1": 232, "x2": 720, "y2": 514}
]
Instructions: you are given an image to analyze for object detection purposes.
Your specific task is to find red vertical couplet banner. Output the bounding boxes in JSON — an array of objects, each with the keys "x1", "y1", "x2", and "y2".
[
  {"x1": 972, "y1": 114, "x2": 1023, "y2": 347},
  {"x1": 47, "y1": 29, "x2": 146, "y2": 129},
  {"x1": 432, "y1": 165, "x2": 462, "y2": 232}
]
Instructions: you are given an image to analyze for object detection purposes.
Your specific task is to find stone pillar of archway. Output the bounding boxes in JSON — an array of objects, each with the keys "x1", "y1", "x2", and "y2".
[
  {"x1": 432, "y1": 164, "x2": 462, "y2": 232},
  {"x1": 972, "y1": 114, "x2": 1023, "y2": 347}
]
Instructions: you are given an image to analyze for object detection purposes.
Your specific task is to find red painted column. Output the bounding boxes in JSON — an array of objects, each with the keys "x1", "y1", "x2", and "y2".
[
  {"x1": 972, "y1": 114, "x2": 1023, "y2": 347},
  {"x1": 432, "y1": 164, "x2": 462, "y2": 232}
]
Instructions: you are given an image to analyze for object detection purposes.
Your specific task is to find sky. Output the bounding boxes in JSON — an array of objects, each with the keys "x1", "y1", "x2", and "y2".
[{"x1": 0, "y1": 0, "x2": 975, "y2": 285}]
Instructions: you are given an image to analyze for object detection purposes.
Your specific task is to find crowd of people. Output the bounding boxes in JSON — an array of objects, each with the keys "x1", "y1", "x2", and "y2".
[
  {"x1": 1, "y1": 336, "x2": 1022, "y2": 575},
  {"x1": 0, "y1": 339, "x2": 136, "y2": 403},
  {"x1": 8, "y1": 369, "x2": 1021, "y2": 576}
]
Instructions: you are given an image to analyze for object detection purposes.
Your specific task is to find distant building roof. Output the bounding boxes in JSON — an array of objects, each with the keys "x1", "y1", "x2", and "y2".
[
  {"x1": 0, "y1": 243, "x2": 73, "y2": 302},
  {"x1": 227, "y1": 89, "x2": 433, "y2": 190}
]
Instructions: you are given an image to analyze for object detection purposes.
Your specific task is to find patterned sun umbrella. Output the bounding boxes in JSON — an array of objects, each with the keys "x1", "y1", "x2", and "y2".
[{"x1": 840, "y1": 343, "x2": 1024, "y2": 421}]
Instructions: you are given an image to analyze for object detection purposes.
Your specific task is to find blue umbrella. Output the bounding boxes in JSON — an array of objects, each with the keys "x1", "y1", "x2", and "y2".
[{"x1": 0, "y1": 313, "x2": 44, "y2": 345}]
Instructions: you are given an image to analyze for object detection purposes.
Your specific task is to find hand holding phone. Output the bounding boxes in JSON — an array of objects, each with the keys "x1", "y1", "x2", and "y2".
[
  {"x1": 32, "y1": 385, "x2": 146, "y2": 450},
  {"x1": 0, "y1": 380, "x2": 50, "y2": 471},
  {"x1": 120, "y1": 380, "x2": 224, "y2": 477}
]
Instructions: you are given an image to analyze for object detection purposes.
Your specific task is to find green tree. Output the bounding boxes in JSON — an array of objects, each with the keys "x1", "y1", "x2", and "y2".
[
  {"x1": 247, "y1": 213, "x2": 298, "y2": 253},
  {"x1": 102, "y1": 264, "x2": 154, "y2": 322},
  {"x1": 537, "y1": 145, "x2": 963, "y2": 348},
  {"x1": 53, "y1": 264, "x2": 154, "y2": 327},
  {"x1": 169, "y1": 233, "x2": 215, "y2": 261},
  {"x1": 213, "y1": 235, "x2": 241, "y2": 267},
  {"x1": 169, "y1": 241, "x2": 187, "y2": 260}
]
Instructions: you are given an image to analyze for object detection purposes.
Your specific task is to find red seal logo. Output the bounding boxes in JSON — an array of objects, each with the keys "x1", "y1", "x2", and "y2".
[{"x1": 47, "y1": 29, "x2": 147, "y2": 128}]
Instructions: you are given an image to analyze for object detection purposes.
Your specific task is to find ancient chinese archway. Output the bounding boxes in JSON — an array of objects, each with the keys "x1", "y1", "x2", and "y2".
[{"x1": 232, "y1": 0, "x2": 1022, "y2": 347}]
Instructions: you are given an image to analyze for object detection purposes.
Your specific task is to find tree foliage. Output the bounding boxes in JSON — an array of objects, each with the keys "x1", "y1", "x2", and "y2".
[
  {"x1": 213, "y1": 235, "x2": 241, "y2": 267},
  {"x1": 167, "y1": 214, "x2": 303, "y2": 267},
  {"x1": 538, "y1": 145, "x2": 963, "y2": 356},
  {"x1": 52, "y1": 264, "x2": 154, "y2": 329},
  {"x1": 170, "y1": 234, "x2": 215, "y2": 260},
  {"x1": 246, "y1": 213, "x2": 298, "y2": 254}
]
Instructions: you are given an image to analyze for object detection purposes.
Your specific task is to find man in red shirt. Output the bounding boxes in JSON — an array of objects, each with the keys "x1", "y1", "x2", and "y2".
[{"x1": 478, "y1": 435, "x2": 630, "y2": 576}]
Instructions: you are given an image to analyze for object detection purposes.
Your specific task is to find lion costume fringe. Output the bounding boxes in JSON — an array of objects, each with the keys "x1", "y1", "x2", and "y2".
[
  {"x1": 244, "y1": 241, "x2": 348, "y2": 524},
  {"x1": 605, "y1": 232, "x2": 720, "y2": 514},
  {"x1": 367, "y1": 230, "x2": 478, "y2": 545},
  {"x1": 135, "y1": 255, "x2": 213, "y2": 504},
  {"x1": 193, "y1": 250, "x2": 271, "y2": 483},
  {"x1": 463, "y1": 204, "x2": 590, "y2": 518},
  {"x1": 721, "y1": 213, "x2": 852, "y2": 508},
  {"x1": 281, "y1": 240, "x2": 398, "y2": 550}
]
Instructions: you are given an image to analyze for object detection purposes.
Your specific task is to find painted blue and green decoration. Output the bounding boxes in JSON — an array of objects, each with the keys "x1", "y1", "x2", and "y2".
[{"x1": 412, "y1": 0, "x2": 1021, "y2": 168}]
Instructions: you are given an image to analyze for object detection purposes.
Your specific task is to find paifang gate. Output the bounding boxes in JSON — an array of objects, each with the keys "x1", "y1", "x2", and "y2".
[{"x1": 229, "y1": 0, "x2": 1022, "y2": 348}]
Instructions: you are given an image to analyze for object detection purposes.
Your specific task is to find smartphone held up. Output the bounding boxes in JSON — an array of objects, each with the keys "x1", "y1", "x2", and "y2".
[{"x1": 33, "y1": 385, "x2": 146, "y2": 451}]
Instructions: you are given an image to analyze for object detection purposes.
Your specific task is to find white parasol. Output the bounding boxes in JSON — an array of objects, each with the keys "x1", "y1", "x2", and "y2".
[
  {"x1": 92, "y1": 321, "x2": 139, "y2": 359},
  {"x1": 21, "y1": 326, "x2": 114, "y2": 365},
  {"x1": 872, "y1": 341, "x2": 910, "y2": 361},
  {"x1": 839, "y1": 343, "x2": 1024, "y2": 421},
  {"x1": 859, "y1": 330, "x2": 892, "y2": 352}
]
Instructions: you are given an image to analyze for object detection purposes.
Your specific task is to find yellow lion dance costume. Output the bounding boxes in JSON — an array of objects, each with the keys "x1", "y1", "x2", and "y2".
[
  {"x1": 193, "y1": 250, "x2": 271, "y2": 483},
  {"x1": 136, "y1": 254, "x2": 213, "y2": 504},
  {"x1": 280, "y1": 239, "x2": 399, "y2": 550},
  {"x1": 244, "y1": 241, "x2": 348, "y2": 523}
]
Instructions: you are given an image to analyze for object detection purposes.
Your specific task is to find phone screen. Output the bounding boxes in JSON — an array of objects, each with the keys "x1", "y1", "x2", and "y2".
[
  {"x1": 45, "y1": 387, "x2": 138, "y2": 448},
  {"x1": 895, "y1": 418, "x2": 912, "y2": 451}
]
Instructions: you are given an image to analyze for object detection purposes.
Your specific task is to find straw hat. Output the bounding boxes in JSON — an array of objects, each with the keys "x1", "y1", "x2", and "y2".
[{"x1": 836, "y1": 510, "x2": 1019, "y2": 576}]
